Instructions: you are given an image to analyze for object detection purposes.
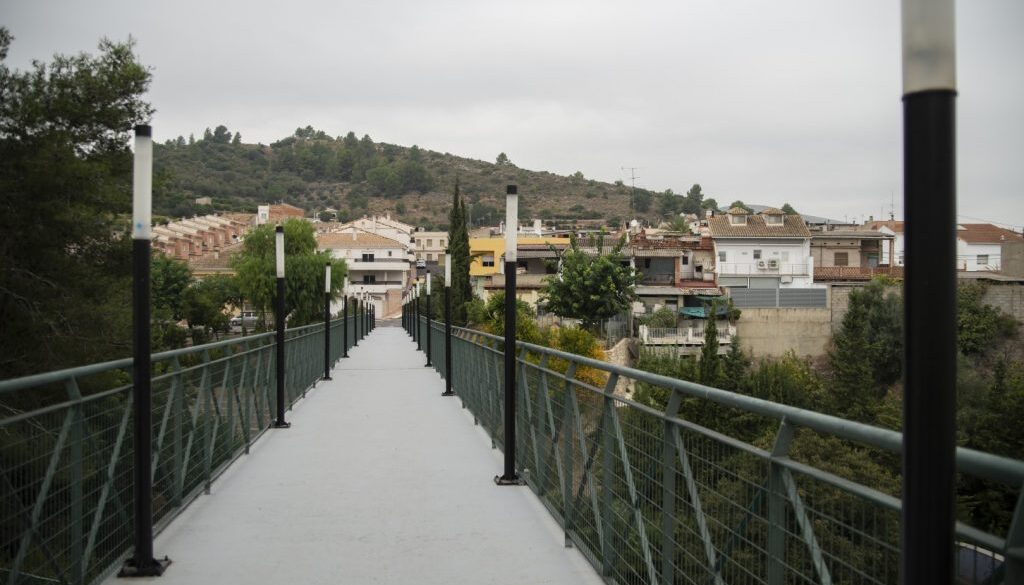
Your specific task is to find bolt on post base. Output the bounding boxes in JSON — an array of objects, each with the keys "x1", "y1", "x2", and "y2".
[
  {"x1": 271, "y1": 421, "x2": 291, "y2": 429},
  {"x1": 118, "y1": 556, "x2": 171, "y2": 578},
  {"x1": 494, "y1": 474, "x2": 526, "y2": 486}
]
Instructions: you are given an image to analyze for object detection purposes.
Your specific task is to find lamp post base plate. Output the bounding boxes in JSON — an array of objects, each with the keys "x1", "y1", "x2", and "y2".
[
  {"x1": 494, "y1": 474, "x2": 526, "y2": 486},
  {"x1": 271, "y1": 421, "x2": 291, "y2": 429},
  {"x1": 441, "y1": 391, "x2": 455, "y2": 397},
  {"x1": 322, "y1": 376, "x2": 333, "y2": 381},
  {"x1": 118, "y1": 556, "x2": 171, "y2": 578}
]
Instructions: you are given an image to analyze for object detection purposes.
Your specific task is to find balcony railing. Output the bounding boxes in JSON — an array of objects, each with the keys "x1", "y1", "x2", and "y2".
[
  {"x1": 639, "y1": 323, "x2": 737, "y2": 345},
  {"x1": 718, "y1": 261, "x2": 809, "y2": 276}
]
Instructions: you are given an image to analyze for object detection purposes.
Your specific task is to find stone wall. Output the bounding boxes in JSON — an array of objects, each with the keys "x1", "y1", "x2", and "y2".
[{"x1": 981, "y1": 282, "x2": 1024, "y2": 323}]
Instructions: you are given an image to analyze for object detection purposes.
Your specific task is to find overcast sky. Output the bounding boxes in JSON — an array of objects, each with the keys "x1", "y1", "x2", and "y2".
[{"x1": 4, "y1": 0, "x2": 1022, "y2": 228}]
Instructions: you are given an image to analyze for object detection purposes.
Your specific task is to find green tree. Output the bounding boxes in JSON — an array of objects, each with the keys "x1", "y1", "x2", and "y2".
[
  {"x1": 232, "y1": 219, "x2": 347, "y2": 326},
  {"x1": 495, "y1": 152, "x2": 511, "y2": 166},
  {"x1": 699, "y1": 310, "x2": 723, "y2": 387},
  {"x1": 781, "y1": 202, "x2": 798, "y2": 214},
  {"x1": 721, "y1": 334, "x2": 749, "y2": 392},
  {"x1": 701, "y1": 197, "x2": 719, "y2": 211},
  {"x1": 728, "y1": 200, "x2": 753, "y2": 213},
  {"x1": 541, "y1": 233, "x2": 637, "y2": 331},
  {"x1": 828, "y1": 287, "x2": 880, "y2": 421},
  {"x1": 466, "y1": 292, "x2": 541, "y2": 343},
  {"x1": 446, "y1": 180, "x2": 472, "y2": 323},
  {"x1": 182, "y1": 275, "x2": 238, "y2": 343},
  {"x1": 0, "y1": 30, "x2": 153, "y2": 378},
  {"x1": 957, "y1": 282, "x2": 1018, "y2": 355},
  {"x1": 633, "y1": 190, "x2": 652, "y2": 213}
]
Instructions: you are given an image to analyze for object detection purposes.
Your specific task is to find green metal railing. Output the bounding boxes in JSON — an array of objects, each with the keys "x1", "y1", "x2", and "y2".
[
  {"x1": 420, "y1": 318, "x2": 1024, "y2": 585},
  {"x1": 0, "y1": 315, "x2": 366, "y2": 585}
]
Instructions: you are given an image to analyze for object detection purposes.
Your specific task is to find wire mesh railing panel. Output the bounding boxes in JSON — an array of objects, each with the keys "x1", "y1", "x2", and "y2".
[
  {"x1": 433, "y1": 326, "x2": 1024, "y2": 585},
  {"x1": 0, "y1": 318, "x2": 350, "y2": 585}
]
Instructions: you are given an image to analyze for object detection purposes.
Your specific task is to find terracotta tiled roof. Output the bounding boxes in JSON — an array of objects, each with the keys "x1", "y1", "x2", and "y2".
[
  {"x1": 725, "y1": 206, "x2": 751, "y2": 215},
  {"x1": 864, "y1": 220, "x2": 904, "y2": 233},
  {"x1": 814, "y1": 266, "x2": 904, "y2": 282},
  {"x1": 759, "y1": 207, "x2": 784, "y2": 215},
  {"x1": 708, "y1": 214, "x2": 811, "y2": 238},
  {"x1": 956, "y1": 224, "x2": 1024, "y2": 244},
  {"x1": 318, "y1": 232, "x2": 407, "y2": 249},
  {"x1": 187, "y1": 243, "x2": 244, "y2": 273}
]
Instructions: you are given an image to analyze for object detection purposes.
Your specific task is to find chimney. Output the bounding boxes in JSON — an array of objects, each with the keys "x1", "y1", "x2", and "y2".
[{"x1": 705, "y1": 209, "x2": 713, "y2": 219}]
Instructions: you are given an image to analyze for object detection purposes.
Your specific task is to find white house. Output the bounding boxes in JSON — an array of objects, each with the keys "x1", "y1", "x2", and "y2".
[
  {"x1": 956, "y1": 224, "x2": 1024, "y2": 272},
  {"x1": 707, "y1": 207, "x2": 817, "y2": 289},
  {"x1": 333, "y1": 214, "x2": 415, "y2": 247},
  {"x1": 318, "y1": 231, "x2": 411, "y2": 317},
  {"x1": 864, "y1": 220, "x2": 904, "y2": 266}
]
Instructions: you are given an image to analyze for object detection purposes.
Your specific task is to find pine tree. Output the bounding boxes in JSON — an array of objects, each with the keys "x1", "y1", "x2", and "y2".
[
  {"x1": 722, "y1": 334, "x2": 749, "y2": 392},
  {"x1": 447, "y1": 180, "x2": 472, "y2": 324}
]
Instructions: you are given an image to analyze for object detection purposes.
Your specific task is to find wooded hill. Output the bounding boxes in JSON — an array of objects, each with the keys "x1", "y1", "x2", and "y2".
[{"x1": 154, "y1": 125, "x2": 655, "y2": 229}]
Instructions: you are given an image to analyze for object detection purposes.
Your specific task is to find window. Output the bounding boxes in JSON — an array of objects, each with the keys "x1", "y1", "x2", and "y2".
[
  {"x1": 427, "y1": 239, "x2": 433, "y2": 247},
  {"x1": 834, "y1": 252, "x2": 849, "y2": 266},
  {"x1": 361, "y1": 253, "x2": 375, "y2": 262},
  {"x1": 362, "y1": 275, "x2": 376, "y2": 284},
  {"x1": 387, "y1": 251, "x2": 393, "y2": 257},
  {"x1": 426, "y1": 253, "x2": 433, "y2": 261},
  {"x1": 483, "y1": 254, "x2": 495, "y2": 267},
  {"x1": 765, "y1": 214, "x2": 783, "y2": 225},
  {"x1": 729, "y1": 215, "x2": 747, "y2": 226},
  {"x1": 719, "y1": 251, "x2": 727, "y2": 262},
  {"x1": 977, "y1": 254, "x2": 989, "y2": 265},
  {"x1": 681, "y1": 255, "x2": 689, "y2": 266},
  {"x1": 440, "y1": 239, "x2": 446, "y2": 248},
  {"x1": 753, "y1": 249, "x2": 762, "y2": 260},
  {"x1": 781, "y1": 251, "x2": 790, "y2": 262}
]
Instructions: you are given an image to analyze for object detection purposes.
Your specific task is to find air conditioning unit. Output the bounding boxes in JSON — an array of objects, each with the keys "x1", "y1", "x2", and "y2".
[
  {"x1": 756, "y1": 259, "x2": 767, "y2": 269},
  {"x1": 768, "y1": 259, "x2": 779, "y2": 269}
]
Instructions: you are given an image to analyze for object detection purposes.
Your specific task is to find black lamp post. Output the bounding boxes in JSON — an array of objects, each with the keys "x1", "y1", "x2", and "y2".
[
  {"x1": 495, "y1": 184, "x2": 523, "y2": 486},
  {"x1": 342, "y1": 277, "x2": 349, "y2": 358},
  {"x1": 119, "y1": 125, "x2": 171, "y2": 577},
  {"x1": 901, "y1": 1, "x2": 957, "y2": 581},
  {"x1": 323, "y1": 262, "x2": 332, "y2": 381},
  {"x1": 425, "y1": 270, "x2": 433, "y2": 367},
  {"x1": 442, "y1": 251, "x2": 454, "y2": 396},
  {"x1": 272, "y1": 225, "x2": 290, "y2": 429}
]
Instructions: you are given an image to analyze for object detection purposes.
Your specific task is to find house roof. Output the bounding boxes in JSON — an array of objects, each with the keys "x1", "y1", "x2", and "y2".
[
  {"x1": 725, "y1": 206, "x2": 751, "y2": 215},
  {"x1": 708, "y1": 214, "x2": 811, "y2": 239},
  {"x1": 864, "y1": 220, "x2": 905, "y2": 233},
  {"x1": 187, "y1": 242, "x2": 244, "y2": 273},
  {"x1": 759, "y1": 207, "x2": 785, "y2": 215},
  {"x1": 956, "y1": 223, "x2": 1024, "y2": 244},
  {"x1": 811, "y1": 230, "x2": 891, "y2": 240},
  {"x1": 318, "y1": 232, "x2": 407, "y2": 250}
]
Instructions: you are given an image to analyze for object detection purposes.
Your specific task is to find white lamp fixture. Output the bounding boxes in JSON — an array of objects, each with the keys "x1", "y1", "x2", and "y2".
[
  {"x1": 426, "y1": 271, "x2": 432, "y2": 295},
  {"x1": 505, "y1": 185, "x2": 518, "y2": 263},
  {"x1": 275, "y1": 226, "x2": 285, "y2": 278},
  {"x1": 325, "y1": 264, "x2": 331, "y2": 293},
  {"x1": 132, "y1": 126, "x2": 153, "y2": 240},
  {"x1": 444, "y1": 253, "x2": 452, "y2": 287},
  {"x1": 902, "y1": 0, "x2": 955, "y2": 94}
]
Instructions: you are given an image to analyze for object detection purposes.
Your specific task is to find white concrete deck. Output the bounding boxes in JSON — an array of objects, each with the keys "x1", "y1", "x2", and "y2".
[{"x1": 108, "y1": 324, "x2": 603, "y2": 585}]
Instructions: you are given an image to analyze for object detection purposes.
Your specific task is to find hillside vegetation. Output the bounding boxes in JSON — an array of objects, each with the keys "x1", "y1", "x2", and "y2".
[{"x1": 154, "y1": 125, "x2": 659, "y2": 229}]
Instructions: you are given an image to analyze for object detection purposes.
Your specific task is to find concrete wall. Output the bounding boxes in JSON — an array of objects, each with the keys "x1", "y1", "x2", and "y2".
[
  {"x1": 1003, "y1": 241, "x2": 1024, "y2": 278},
  {"x1": 981, "y1": 282, "x2": 1024, "y2": 323},
  {"x1": 735, "y1": 308, "x2": 833, "y2": 357}
]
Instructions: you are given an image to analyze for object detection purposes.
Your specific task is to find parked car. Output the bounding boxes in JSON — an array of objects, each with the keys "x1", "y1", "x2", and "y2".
[{"x1": 230, "y1": 311, "x2": 259, "y2": 329}]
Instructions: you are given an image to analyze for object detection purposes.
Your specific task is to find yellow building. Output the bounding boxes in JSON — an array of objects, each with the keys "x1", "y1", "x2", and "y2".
[{"x1": 469, "y1": 236, "x2": 570, "y2": 275}]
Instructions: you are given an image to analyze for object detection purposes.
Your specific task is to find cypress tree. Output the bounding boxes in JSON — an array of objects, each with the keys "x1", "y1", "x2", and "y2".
[
  {"x1": 699, "y1": 308, "x2": 722, "y2": 387},
  {"x1": 447, "y1": 180, "x2": 472, "y2": 324}
]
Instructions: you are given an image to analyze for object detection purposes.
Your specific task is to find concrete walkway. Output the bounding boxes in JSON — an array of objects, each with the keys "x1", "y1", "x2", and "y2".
[{"x1": 108, "y1": 325, "x2": 603, "y2": 584}]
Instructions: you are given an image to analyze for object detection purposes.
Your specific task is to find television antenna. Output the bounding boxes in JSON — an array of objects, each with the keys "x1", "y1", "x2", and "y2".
[{"x1": 621, "y1": 166, "x2": 641, "y2": 216}]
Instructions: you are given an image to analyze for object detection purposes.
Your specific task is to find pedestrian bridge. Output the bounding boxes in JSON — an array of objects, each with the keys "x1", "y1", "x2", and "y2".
[{"x1": 1, "y1": 315, "x2": 1022, "y2": 585}]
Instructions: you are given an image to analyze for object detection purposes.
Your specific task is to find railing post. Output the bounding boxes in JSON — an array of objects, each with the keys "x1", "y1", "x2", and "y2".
[
  {"x1": 442, "y1": 253, "x2": 454, "y2": 396},
  {"x1": 425, "y1": 270, "x2": 433, "y2": 367},
  {"x1": 415, "y1": 284, "x2": 422, "y2": 351},
  {"x1": 768, "y1": 420, "x2": 795, "y2": 585},
  {"x1": 661, "y1": 390, "x2": 682, "y2": 584},
  {"x1": 272, "y1": 224, "x2": 290, "y2": 429},
  {"x1": 901, "y1": 3, "x2": 957, "y2": 583},
  {"x1": 323, "y1": 263, "x2": 332, "y2": 381},
  {"x1": 119, "y1": 124, "x2": 169, "y2": 577},
  {"x1": 495, "y1": 184, "x2": 523, "y2": 486}
]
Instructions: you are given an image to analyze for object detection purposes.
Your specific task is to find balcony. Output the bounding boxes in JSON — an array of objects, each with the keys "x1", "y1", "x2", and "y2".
[
  {"x1": 717, "y1": 261, "x2": 809, "y2": 276},
  {"x1": 638, "y1": 322, "x2": 737, "y2": 346},
  {"x1": 349, "y1": 259, "x2": 409, "y2": 272}
]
